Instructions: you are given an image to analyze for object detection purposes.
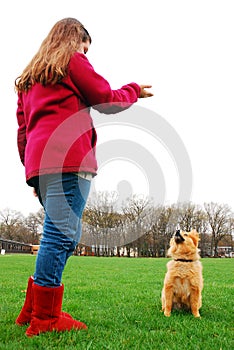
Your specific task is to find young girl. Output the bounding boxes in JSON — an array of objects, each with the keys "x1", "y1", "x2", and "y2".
[{"x1": 15, "y1": 17, "x2": 153, "y2": 337}]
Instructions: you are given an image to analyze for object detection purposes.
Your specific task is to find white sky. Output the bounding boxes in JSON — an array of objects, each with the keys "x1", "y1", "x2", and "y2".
[{"x1": 0, "y1": 0, "x2": 233, "y2": 215}]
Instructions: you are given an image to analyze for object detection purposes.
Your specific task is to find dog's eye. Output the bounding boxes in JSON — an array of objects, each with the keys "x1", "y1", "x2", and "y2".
[{"x1": 184, "y1": 233, "x2": 188, "y2": 236}]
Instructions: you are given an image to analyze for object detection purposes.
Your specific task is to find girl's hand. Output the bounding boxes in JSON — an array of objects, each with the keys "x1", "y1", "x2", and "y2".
[{"x1": 139, "y1": 85, "x2": 154, "y2": 98}]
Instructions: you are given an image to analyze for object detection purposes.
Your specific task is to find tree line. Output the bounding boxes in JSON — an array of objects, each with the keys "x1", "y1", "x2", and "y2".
[{"x1": 0, "y1": 193, "x2": 233, "y2": 257}]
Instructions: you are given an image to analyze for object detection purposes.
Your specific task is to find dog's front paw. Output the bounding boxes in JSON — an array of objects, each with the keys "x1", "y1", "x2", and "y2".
[
  {"x1": 164, "y1": 311, "x2": 171, "y2": 317},
  {"x1": 192, "y1": 309, "x2": 201, "y2": 318}
]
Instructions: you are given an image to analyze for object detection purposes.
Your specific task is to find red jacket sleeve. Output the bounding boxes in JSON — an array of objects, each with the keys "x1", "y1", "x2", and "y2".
[
  {"x1": 16, "y1": 93, "x2": 27, "y2": 165},
  {"x1": 69, "y1": 53, "x2": 141, "y2": 114}
]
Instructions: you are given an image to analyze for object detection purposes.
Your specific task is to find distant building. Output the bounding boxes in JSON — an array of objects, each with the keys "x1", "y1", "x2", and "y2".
[
  {"x1": 216, "y1": 246, "x2": 233, "y2": 258},
  {"x1": 0, "y1": 238, "x2": 32, "y2": 254}
]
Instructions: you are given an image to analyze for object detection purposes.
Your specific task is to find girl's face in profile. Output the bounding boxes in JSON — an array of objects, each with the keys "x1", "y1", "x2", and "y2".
[{"x1": 78, "y1": 40, "x2": 90, "y2": 55}]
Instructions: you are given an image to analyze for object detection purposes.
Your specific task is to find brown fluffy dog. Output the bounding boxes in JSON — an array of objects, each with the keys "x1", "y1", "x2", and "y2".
[{"x1": 161, "y1": 229, "x2": 203, "y2": 318}]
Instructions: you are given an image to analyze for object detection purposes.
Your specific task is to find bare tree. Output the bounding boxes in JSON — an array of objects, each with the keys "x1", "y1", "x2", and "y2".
[
  {"x1": 82, "y1": 191, "x2": 124, "y2": 255},
  {"x1": 149, "y1": 205, "x2": 178, "y2": 257},
  {"x1": 0, "y1": 208, "x2": 25, "y2": 241},
  {"x1": 204, "y1": 202, "x2": 233, "y2": 256},
  {"x1": 24, "y1": 209, "x2": 44, "y2": 244},
  {"x1": 122, "y1": 195, "x2": 152, "y2": 256},
  {"x1": 177, "y1": 202, "x2": 203, "y2": 231},
  {"x1": 176, "y1": 202, "x2": 211, "y2": 256}
]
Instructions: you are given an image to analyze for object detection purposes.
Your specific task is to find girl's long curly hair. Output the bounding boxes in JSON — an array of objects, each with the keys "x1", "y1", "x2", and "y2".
[{"x1": 15, "y1": 18, "x2": 91, "y2": 92}]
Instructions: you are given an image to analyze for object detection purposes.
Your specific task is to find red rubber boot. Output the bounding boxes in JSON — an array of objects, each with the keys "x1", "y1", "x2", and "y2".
[
  {"x1": 15, "y1": 276, "x2": 73, "y2": 326},
  {"x1": 26, "y1": 283, "x2": 87, "y2": 337},
  {"x1": 15, "y1": 276, "x2": 34, "y2": 325}
]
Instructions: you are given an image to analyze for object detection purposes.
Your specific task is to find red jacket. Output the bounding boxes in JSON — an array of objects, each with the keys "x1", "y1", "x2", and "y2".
[{"x1": 16, "y1": 52, "x2": 140, "y2": 184}]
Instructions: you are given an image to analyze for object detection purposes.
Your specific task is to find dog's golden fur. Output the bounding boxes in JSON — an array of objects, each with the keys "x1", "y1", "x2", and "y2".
[{"x1": 161, "y1": 229, "x2": 203, "y2": 317}]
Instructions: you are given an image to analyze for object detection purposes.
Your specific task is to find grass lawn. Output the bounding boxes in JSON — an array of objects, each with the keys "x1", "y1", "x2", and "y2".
[{"x1": 0, "y1": 255, "x2": 233, "y2": 350}]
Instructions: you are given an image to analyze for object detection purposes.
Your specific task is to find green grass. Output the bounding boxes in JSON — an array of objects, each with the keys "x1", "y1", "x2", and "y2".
[{"x1": 0, "y1": 255, "x2": 233, "y2": 350}]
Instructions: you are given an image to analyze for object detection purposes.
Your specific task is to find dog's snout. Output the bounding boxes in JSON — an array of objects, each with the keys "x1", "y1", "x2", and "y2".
[{"x1": 174, "y1": 230, "x2": 185, "y2": 243}]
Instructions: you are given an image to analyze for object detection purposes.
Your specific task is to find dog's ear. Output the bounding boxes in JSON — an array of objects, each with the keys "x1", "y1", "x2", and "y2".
[{"x1": 189, "y1": 229, "x2": 200, "y2": 247}]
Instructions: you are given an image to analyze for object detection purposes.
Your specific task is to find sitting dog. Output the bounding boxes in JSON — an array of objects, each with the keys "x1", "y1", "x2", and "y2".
[{"x1": 161, "y1": 229, "x2": 203, "y2": 317}]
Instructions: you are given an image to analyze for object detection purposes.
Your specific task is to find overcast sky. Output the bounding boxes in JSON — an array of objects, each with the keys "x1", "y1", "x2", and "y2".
[{"x1": 0, "y1": 0, "x2": 233, "y2": 215}]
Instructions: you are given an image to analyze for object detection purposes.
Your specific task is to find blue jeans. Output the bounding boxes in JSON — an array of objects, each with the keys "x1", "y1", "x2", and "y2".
[{"x1": 32, "y1": 173, "x2": 91, "y2": 287}]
